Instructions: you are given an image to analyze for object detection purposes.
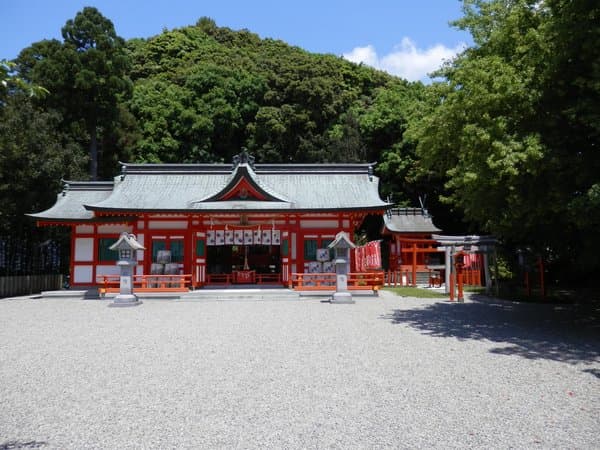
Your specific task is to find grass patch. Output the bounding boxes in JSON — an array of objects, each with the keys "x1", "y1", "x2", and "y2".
[
  {"x1": 384, "y1": 286, "x2": 448, "y2": 298},
  {"x1": 464, "y1": 286, "x2": 486, "y2": 294}
]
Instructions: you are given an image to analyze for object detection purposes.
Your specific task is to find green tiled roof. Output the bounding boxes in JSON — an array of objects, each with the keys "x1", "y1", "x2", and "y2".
[
  {"x1": 30, "y1": 161, "x2": 391, "y2": 220},
  {"x1": 28, "y1": 181, "x2": 115, "y2": 222},
  {"x1": 383, "y1": 208, "x2": 441, "y2": 234}
]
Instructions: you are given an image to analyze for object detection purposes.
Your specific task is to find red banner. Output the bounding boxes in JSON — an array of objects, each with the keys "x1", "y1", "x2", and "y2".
[
  {"x1": 365, "y1": 241, "x2": 382, "y2": 270},
  {"x1": 353, "y1": 241, "x2": 382, "y2": 272}
]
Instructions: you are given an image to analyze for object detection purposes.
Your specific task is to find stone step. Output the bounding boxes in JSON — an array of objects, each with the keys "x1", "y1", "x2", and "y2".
[
  {"x1": 181, "y1": 288, "x2": 300, "y2": 302},
  {"x1": 37, "y1": 287, "x2": 380, "y2": 302},
  {"x1": 39, "y1": 289, "x2": 99, "y2": 299}
]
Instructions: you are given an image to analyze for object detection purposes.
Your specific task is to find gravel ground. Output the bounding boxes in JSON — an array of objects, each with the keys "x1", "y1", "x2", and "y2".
[{"x1": 1, "y1": 291, "x2": 599, "y2": 449}]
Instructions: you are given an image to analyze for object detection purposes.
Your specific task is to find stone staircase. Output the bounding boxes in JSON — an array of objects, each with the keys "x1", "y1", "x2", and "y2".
[
  {"x1": 35, "y1": 287, "x2": 300, "y2": 301},
  {"x1": 416, "y1": 271, "x2": 432, "y2": 286},
  {"x1": 36, "y1": 286, "x2": 379, "y2": 302},
  {"x1": 181, "y1": 287, "x2": 300, "y2": 302}
]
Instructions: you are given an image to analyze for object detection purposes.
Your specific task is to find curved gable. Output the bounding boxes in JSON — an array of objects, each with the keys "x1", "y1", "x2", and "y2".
[{"x1": 193, "y1": 163, "x2": 290, "y2": 204}]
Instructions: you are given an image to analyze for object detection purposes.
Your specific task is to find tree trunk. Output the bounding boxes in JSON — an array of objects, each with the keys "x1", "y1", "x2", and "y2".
[{"x1": 89, "y1": 125, "x2": 98, "y2": 180}]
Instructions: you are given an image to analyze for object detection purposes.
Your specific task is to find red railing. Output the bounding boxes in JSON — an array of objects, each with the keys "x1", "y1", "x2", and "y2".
[
  {"x1": 290, "y1": 272, "x2": 384, "y2": 291},
  {"x1": 97, "y1": 274, "x2": 192, "y2": 294},
  {"x1": 204, "y1": 272, "x2": 283, "y2": 285},
  {"x1": 384, "y1": 270, "x2": 412, "y2": 287},
  {"x1": 383, "y1": 269, "x2": 481, "y2": 288}
]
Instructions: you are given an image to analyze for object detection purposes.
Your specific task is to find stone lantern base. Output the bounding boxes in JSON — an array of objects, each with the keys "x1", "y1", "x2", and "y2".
[
  {"x1": 109, "y1": 294, "x2": 143, "y2": 307},
  {"x1": 331, "y1": 291, "x2": 355, "y2": 304}
]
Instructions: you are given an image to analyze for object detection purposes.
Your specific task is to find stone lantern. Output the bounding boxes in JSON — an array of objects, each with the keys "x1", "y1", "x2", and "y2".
[
  {"x1": 327, "y1": 231, "x2": 356, "y2": 304},
  {"x1": 109, "y1": 232, "x2": 145, "y2": 307}
]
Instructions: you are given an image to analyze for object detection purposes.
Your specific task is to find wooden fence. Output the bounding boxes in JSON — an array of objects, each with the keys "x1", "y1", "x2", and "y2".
[
  {"x1": 0, "y1": 274, "x2": 63, "y2": 298},
  {"x1": 290, "y1": 272, "x2": 384, "y2": 291},
  {"x1": 97, "y1": 274, "x2": 192, "y2": 294}
]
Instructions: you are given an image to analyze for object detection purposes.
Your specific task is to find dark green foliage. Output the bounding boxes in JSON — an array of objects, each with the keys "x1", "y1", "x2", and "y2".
[
  {"x1": 0, "y1": 94, "x2": 87, "y2": 233},
  {"x1": 5, "y1": 3, "x2": 598, "y2": 282},
  {"x1": 538, "y1": 0, "x2": 600, "y2": 274},
  {"x1": 16, "y1": 7, "x2": 132, "y2": 180},
  {"x1": 1, "y1": 58, "x2": 48, "y2": 102},
  {"x1": 6, "y1": 9, "x2": 421, "y2": 218},
  {"x1": 409, "y1": 0, "x2": 600, "y2": 279},
  {"x1": 124, "y1": 21, "x2": 415, "y2": 166},
  {"x1": 4, "y1": 9, "x2": 425, "y2": 277}
]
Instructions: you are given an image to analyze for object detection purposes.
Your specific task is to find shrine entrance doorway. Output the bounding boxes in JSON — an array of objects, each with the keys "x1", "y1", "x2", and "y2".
[{"x1": 205, "y1": 244, "x2": 282, "y2": 285}]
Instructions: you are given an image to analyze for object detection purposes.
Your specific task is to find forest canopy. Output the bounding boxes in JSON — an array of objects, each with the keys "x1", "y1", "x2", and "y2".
[{"x1": 1, "y1": 1, "x2": 598, "y2": 281}]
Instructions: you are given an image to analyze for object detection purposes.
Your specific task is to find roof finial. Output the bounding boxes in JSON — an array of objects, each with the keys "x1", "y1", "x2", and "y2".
[
  {"x1": 418, "y1": 194, "x2": 429, "y2": 217},
  {"x1": 233, "y1": 148, "x2": 255, "y2": 169}
]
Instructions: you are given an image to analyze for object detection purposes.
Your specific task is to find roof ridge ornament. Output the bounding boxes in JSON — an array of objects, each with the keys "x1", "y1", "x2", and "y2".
[{"x1": 232, "y1": 148, "x2": 255, "y2": 170}]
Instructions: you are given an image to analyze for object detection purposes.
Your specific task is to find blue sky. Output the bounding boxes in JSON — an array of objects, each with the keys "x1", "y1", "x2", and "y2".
[{"x1": 1, "y1": 0, "x2": 472, "y2": 82}]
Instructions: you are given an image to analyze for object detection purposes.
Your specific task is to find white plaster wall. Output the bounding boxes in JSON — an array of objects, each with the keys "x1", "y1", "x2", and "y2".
[
  {"x1": 75, "y1": 225, "x2": 94, "y2": 234},
  {"x1": 73, "y1": 265, "x2": 93, "y2": 283},
  {"x1": 300, "y1": 220, "x2": 339, "y2": 229},
  {"x1": 74, "y1": 238, "x2": 94, "y2": 262},
  {"x1": 96, "y1": 265, "x2": 120, "y2": 277},
  {"x1": 97, "y1": 224, "x2": 132, "y2": 234},
  {"x1": 148, "y1": 221, "x2": 188, "y2": 229},
  {"x1": 136, "y1": 233, "x2": 145, "y2": 261}
]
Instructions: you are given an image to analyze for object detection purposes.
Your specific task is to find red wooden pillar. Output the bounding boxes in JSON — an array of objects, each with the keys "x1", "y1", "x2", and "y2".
[
  {"x1": 538, "y1": 256, "x2": 545, "y2": 299},
  {"x1": 193, "y1": 230, "x2": 206, "y2": 288},
  {"x1": 457, "y1": 265, "x2": 464, "y2": 302},
  {"x1": 412, "y1": 243, "x2": 417, "y2": 287}
]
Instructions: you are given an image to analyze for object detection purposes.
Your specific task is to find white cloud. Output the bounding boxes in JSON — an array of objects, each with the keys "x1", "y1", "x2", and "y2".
[
  {"x1": 343, "y1": 37, "x2": 466, "y2": 82},
  {"x1": 343, "y1": 45, "x2": 379, "y2": 68}
]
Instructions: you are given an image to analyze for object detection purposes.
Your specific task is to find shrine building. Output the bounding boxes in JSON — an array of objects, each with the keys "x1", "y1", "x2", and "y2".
[
  {"x1": 29, "y1": 152, "x2": 390, "y2": 288},
  {"x1": 382, "y1": 207, "x2": 444, "y2": 285}
]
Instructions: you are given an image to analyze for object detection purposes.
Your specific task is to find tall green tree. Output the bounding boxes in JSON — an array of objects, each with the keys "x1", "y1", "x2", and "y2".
[
  {"x1": 0, "y1": 94, "x2": 86, "y2": 233},
  {"x1": 358, "y1": 83, "x2": 423, "y2": 202},
  {"x1": 124, "y1": 21, "x2": 399, "y2": 165},
  {"x1": 409, "y1": 0, "x2": 600, "y2": 278},
  {"x1": 17, "y1": 7, "x2": 132, "y2": 179},
  {"x1": 62, "y1": 7, "x2": 132, "y2": 179},
  {"x1": 538, "y1": 0, "x2": 600, "y2": 272}
]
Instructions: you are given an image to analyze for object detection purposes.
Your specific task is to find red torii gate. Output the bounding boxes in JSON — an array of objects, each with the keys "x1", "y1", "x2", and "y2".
[
  {"x1": 432, "y1": 234, "x2": 498, "y2": 298},
  {"x1": 393, "y1": 237, "x2": 443, "y2": 287}
]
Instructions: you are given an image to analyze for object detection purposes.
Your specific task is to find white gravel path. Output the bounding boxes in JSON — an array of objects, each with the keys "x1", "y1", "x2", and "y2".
[{"x1": 1, "y1": 291, "x2": 598, "y2": 449}]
